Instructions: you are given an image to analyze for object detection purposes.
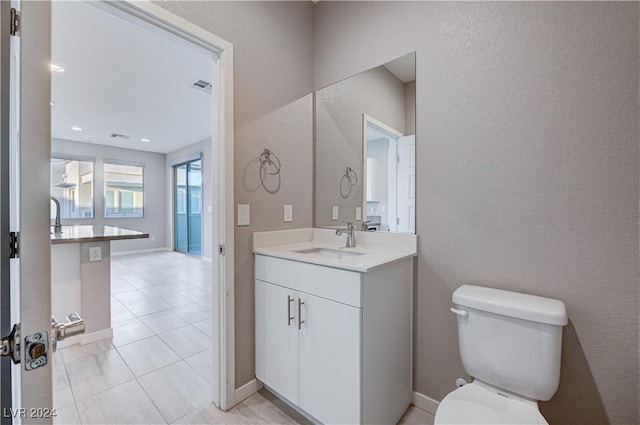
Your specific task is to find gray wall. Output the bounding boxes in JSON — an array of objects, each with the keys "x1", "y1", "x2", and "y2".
[
  {"x1": 405, "y1": 81, "x2": 416, "y2": 135},
  {"x1": 52, "y1": 138, "x2": 167, "y2": 253},
  {"x1": 166, "y1": 138, "x2": 213, "y2": 259},
  {"x1": 154, "y1": 1, "x2": 315, "y2": 388},
  {"x1": 315, "y1": 65, "x2": 406, "y2": 227},
  {"x1": 315, "y1": 2, "x2": 639, "y2": 424}
]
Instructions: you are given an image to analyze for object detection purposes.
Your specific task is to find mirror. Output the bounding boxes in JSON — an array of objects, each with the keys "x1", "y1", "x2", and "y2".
[{"x1": 314, "y1": 52, "x2": 416, "y2": 232}]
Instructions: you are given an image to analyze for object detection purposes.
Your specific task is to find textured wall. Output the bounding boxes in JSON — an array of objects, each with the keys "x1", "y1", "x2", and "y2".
[
  {"x1": 315, "y1": 65, "x2": 406, "y2": 227},
  {"x1": 314, "y1": 2, "x2": 639, "y2": 424},
  {"x1": 154, "y1": 1, "x2": 315, "y2": 388}
]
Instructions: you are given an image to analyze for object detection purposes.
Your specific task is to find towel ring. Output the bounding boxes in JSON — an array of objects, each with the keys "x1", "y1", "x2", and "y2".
[
  {"x1": 260, "y1": 148, "x2": 281, "y2": 176},
  {"x1": 345, "y1": 166, "x2": 358, "y2": 186},
  {"x1": 340, "y1": 166, "x2": 359, "y2": 198}
]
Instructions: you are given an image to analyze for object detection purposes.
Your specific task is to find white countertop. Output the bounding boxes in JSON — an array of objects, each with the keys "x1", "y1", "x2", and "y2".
[
  {"x1": 253, "y1": 228, "x2": 417, "y2": 272},
  {"x1": 51, "y1": 225, "x2": 149, "y2": 244}
]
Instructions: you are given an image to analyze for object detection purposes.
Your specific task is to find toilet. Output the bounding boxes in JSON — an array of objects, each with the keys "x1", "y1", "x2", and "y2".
[{"x1": 435, "y1": 285, "x2": 568, "y2": 425}]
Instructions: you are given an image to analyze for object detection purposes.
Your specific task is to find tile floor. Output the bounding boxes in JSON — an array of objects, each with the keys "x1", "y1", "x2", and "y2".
[{"x1": 53, "y1": 251, "x2": 434, "y2": 424}]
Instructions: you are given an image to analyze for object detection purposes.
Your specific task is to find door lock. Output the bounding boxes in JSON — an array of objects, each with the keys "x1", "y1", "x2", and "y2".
[
  {"x1": 52, "y1": 312, "x2": 85, "y2": 352},
  {"x1": 0, "y1": 323, "x2": 20, "y2": 364}
]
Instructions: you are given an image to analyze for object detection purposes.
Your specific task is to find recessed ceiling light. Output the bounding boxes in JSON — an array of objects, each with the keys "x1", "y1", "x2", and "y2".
[
  {"x1": 141, "y1": 138, "x2": 150, "y2": 143},
  {"x1": 70, "y1": 126, "x2": 82, "y2": 132},
  {"x1": 50, "y1": 64, "x2": 65, "y2": 73}
]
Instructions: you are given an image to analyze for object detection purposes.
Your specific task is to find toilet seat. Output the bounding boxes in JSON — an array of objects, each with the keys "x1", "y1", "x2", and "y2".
[{"x1": 434, "y1": 382, "x2": 548, "y2": 425}]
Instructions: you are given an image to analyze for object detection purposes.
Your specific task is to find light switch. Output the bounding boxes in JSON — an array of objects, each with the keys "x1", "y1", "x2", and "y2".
[
  {"x1": 284, "y1": 205, "x2": 293, "y2": 222},
  {"x1": 355, "y1": 207, "x2": 362, "y2": 221},
  {"x1": 89, "y1": 246, "x2": 102, "y2": 262},
  {"x1": 237, "y1": 204, "x2": 250, "y2": 226},
  {"x1": 332, "y1": 206, "x2": 339, "y2": 221}
]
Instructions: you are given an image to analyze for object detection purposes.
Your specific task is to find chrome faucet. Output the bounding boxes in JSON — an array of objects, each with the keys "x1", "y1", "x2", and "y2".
[
  {"x1": 50, "y1": 196, "x2": 62, "y2": 234},
  {"x1": 336, "y1": 222, "x2": 356, "y2": 248}
]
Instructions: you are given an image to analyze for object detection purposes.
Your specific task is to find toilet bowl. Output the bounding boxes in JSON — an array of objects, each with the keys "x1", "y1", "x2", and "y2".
[
  {"x1": 434, "y1": 285, "x2": 567, "y2": 425},
  {"x1": 435, "y1": 381, "x2": 547, "y2": 425}
]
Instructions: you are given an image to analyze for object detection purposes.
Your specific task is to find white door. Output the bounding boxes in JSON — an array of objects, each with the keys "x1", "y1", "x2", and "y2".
[
  {"x1": 298, "y1": 293, "x2": 361, "y2": 424},
  {"x1": 1, "y1": 1, "x2": 57, "y2": 421},
  {"x1": 396, "y1": 135, "x2": 415, "y2": 233},
  {"x1": 255, "y1": 280, "x2": 298, "y2": 404}
]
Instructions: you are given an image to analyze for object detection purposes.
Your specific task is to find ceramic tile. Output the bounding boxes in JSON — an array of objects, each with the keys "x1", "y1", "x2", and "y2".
[
  {"x1": 171, "y1": 303, "x2": 211, "y2": 323},
  {"x1": 53, "y1": 362, "x2": 74, "y2": 409},
  {"x1": 138, "y1": 361, "x2": 211, "y2": 423},
  {"x1": 192, "y1": 319, "x2": 212, "y2": 337},
  {"x1": 139, "y1": 310, "x2": 189, "y2": 334},
  {"x1": 184, "y1": 349, "x2": 213, "y2": 383},
  {"x1": 76, "y1": 380, "x2": 166, "y2": 424},
  {"x1": 53, "y1": 404, "x2": 80, "y2": 425},
  {"x1": 117, "y1": 336, "x2": 180, "y2": 377},
  {"x1": 124, "y1": 296, "x2": 172, "y2": 316},
  {"x1": 66, "y1": 349, "x2": 133, "y2": 400},
  {"x1": 398, "y1": 406, "x2": 436, "y2": 425},
  {"x1": 60, "y1": 339, "x2": 114, "y2": 364},
  {"x1": 113, "y1": 289, "x2": 148, "y2": 304},
  {"x1": 159, "y1": 325, "x2": 211, "y2": 359},
  {"x1": 112, "y1": 318, "x2": 154, "y2": 347},
  {"x1": 111, "y1": 297, "x2": 135, "y2": 324}
]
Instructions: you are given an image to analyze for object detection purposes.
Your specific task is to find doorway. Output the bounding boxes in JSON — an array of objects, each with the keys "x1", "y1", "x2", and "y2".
[{"x1": 174, "y1": 158, "x2": 203, "y2": 255}]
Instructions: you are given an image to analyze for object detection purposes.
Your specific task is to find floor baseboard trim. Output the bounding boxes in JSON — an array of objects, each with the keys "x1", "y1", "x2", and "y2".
[
  {"x1": 57, "y1": 328, "x2": 113, "y2": 349},
  {"x1": 412, "y1": 391, "x2": 439, "y2": 416},
  {"x1": 111, "y1": 247, "x2": 170, "y2": 256},
  {"x1": 202, "y1": 256, "x2": 213, "y2": 263},
  {"x1": 235, "y1": 379, "x2": 263, "y2": 404}
]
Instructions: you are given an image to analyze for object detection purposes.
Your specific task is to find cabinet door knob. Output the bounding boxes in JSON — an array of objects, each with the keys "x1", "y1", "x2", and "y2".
[
  {"x1": 298, "y1": 299, "x2": 305, "y2": 330},
  {"x1": 287, "y1": 295, "x2": 295, "y2": 326}
]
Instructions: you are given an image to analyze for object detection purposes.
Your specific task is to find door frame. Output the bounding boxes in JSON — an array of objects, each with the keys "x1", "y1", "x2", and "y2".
[{"x1": 93, "y1": 1, "x2": 236, "y2": 409}]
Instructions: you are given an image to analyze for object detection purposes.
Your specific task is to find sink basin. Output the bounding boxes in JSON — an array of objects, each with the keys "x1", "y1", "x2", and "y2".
[{"x1": 293, "y1": 247, "x2": 365, "y2": 259}]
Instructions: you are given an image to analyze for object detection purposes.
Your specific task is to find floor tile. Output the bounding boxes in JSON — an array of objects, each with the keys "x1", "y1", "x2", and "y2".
[
  {"x1": 113, "y1": 289, "x2": 148, "y2": 304},
  {"x1": 53, "y1": 362, "x2": 74, "y2": 409},
  {"x1": 159, "y1": 325, "x2": 211, "y2": 359},
  {"x1": 171, "y1": 303, "x2": 211, "y2": 323},
  {"x1": 139, "y1": 310, "x2": 189, "y2": 334},
  {"x1": 111, "y1": 297, "x2": 135, "y2": 324},
  {"x1": 398, "y1": 406, "x2": 435, "y2": 425},
  {"x1": 76, "y1": 380, "x2": 166, "y2": 424},
  {"x1": 117, "y1": 336, "x2": 180, "y2": 377},
  {"x1": 184, "y1": 349, "x2": 213, "y2": 383},
  {"x1": 138, "y1": 361, "x2": 211, "y2": 423},
  {"x1": 66, "y1": 350, "x2": 133, "y2": 400},
  {"x1": 124, "y1": 296, "x2": 172, "y2": 317},
  {"x1": 54, "y1": 404, "x2": 80, "y2": 425},
  {"x1": 172, "y1": 403, "x2": 244, "y2": 425},
  {"x1": 61, "y1": 339, "x2": 113, "y2": 364},
  {"x1": 112, "y1": 318, "x2": 154, "y2": 347},
  {"x1": 193, "y1": 319, "x2": 212, "y2": 337}
]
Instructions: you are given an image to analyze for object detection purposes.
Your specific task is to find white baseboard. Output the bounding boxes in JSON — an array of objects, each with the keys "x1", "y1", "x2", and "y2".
[
  {"x1": 412, "y1": 391, "x2": 439, "y2": 416},
  {"x1": 111, "y1": 247, "x2": 170, "y2": 257},
  {"x1": 235, "y1": 379, "x2": 263, "y2": 404},
  {"x1": 202, "y1": 256, "x2": 213, "y2": 263},
  {"x1": 56, "y1": 328, "x2": 113, "y2": 349}
]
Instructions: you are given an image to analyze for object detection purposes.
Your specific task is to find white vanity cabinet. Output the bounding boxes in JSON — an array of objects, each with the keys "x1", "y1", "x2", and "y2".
[{"x1": 255, "y1": 253, "x2": 412, "y2": 425}]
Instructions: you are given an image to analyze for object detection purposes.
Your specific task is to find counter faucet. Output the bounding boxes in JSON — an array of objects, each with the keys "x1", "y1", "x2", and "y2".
[
  {"x1": 50, "y1": 196, "x2": 62, "y2": 234},
  {"x1": 336, "y1": 222, "x2": 356, "y2": 248}
]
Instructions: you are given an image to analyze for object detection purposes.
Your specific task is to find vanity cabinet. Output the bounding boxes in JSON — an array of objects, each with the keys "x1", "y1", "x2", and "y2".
[{"x1": 255, "y1": 254, "x2": 412, "y2": 425}]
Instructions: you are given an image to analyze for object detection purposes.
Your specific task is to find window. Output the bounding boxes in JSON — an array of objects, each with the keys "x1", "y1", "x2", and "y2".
[
  {"x1": 50, "y1": 155, "x2": 95, "y2": 219},
  {"x1": 104, "y1": 160, "x2": 144, "y2": 217}
]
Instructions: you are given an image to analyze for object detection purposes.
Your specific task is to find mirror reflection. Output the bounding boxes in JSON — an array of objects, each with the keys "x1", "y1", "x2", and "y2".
[{"x1": 314, "y1": 52, "x2": 416, "y2": 232}]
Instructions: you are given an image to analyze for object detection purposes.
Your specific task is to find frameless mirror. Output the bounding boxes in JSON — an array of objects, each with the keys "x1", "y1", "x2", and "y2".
[{"x1": 314, "y1": 52, "x2": 416, "y2": 232}]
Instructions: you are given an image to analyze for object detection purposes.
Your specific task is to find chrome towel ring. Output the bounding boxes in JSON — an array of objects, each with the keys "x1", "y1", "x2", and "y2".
[{"x1": 260, "y1": 148, "x2": 281, "y2": 176}]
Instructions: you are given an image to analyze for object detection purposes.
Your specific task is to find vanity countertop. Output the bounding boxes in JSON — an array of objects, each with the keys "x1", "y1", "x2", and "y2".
[
  {"x1": 51, "y1": 225, "x2": 149, "y2": 244},
  {"x1": 253, "y1": 228, "x2": 417, "y2": 272}
]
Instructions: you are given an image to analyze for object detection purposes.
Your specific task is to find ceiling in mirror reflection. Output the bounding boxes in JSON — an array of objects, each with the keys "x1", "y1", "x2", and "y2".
[{"x1": 314, "y1": 53, "x2": 416, "y2": 233}]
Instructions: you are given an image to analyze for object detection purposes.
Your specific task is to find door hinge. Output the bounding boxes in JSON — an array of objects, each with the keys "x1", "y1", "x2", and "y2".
[
  {"x1": 9, "y1": 231, "x2": 19, "y2": 258},
  {"x1": 219, "y1": 244, "x2": 226, "y2": 256},
  {"x1": 396, "y1": 217, "x2": 400, "y2": 225},
  {"x1": 397, "y1": 155, "x2": 400, "y2": 163},
  {"x1": 0, "y1": 323, "x2": 20, "y2": 364},
  {"x1": 9, "y1": 8, "x2": 19, "y2": 36}
]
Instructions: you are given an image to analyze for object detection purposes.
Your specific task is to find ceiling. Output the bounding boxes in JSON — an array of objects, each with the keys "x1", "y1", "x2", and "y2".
[
  {"x1": 51, "y1": 1, "x2": 214, "y2": 154},
  {"x1": 383, "y1": 53, "x2": 416, "y2": 83}
]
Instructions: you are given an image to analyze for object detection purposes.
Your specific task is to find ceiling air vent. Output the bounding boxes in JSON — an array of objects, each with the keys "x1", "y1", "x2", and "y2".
[
  {"x1": 190, "y1": 79, "x2": 212, "y2": 94},
  {"x1": 110, "y1": 133, "x2": 130, "y2": 140}
]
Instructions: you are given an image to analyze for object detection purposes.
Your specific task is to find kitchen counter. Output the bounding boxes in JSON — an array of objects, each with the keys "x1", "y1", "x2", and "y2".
[{"x1": 51, "y1": 225, "x2": 149, "y2": 244}]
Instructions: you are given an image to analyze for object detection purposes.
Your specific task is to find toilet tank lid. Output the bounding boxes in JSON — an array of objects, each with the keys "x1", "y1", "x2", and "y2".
[{"x1": 453, "y1": 285, "x2": 568, "y2": 326}]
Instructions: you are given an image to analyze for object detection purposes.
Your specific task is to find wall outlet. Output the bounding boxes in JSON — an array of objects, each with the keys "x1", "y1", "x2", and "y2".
[
  {"x1": 284, "y1": 204, "x2": 293, "y2": 222},
  {"x1": 332, "y1": 205, "x2": 339, "y2": 221},
  {"x1": 89, "y1": 246, "x2": 102, "y2": 262},
  {"x1": 355, "y1": 207, "x2": 362, "y2": 221},
  {"x1": 237, "y1": 204, "x2": 250, "y2": 226}
]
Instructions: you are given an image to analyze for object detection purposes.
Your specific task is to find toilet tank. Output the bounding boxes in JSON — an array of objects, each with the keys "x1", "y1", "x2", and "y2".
[{"x1": 452, "y1": 285, "x2": 568, "y2": 401}]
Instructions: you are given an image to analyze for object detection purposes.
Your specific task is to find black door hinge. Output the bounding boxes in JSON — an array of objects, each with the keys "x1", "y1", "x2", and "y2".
[
  {"x1": 219, "y1": 244, "x2": 226, "y2": 256},
  {"x1": 9, "y1": 232, "x2": 19, "y2": 259},
  {"x1": 10, "y1": 8, "x2": 19, "y2": 36}
]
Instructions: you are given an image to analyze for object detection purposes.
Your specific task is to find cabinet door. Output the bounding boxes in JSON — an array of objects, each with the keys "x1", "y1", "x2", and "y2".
[
  {"x1": 298, "y1": 293, "x2": 361, "y2": 424},
  {"x1": 255, "y1": 280, "x2": 298, "y2": 404}
]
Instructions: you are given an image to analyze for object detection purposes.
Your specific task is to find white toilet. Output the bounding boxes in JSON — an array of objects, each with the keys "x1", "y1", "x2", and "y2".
[{"x1": 435, "y1": 285, "x2": 568, "y2": 425}]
